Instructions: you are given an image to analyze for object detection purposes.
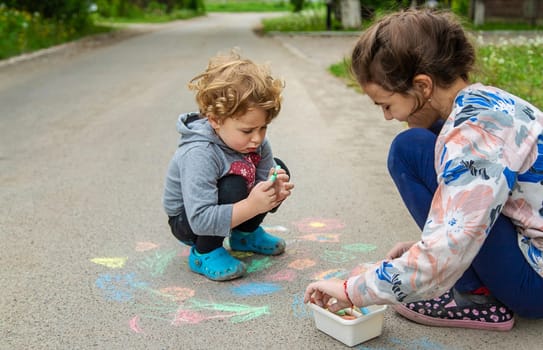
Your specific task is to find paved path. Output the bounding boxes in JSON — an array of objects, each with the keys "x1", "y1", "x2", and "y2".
[{"x1": 1, "y1": 12, "x2": 542, "y2": 350}]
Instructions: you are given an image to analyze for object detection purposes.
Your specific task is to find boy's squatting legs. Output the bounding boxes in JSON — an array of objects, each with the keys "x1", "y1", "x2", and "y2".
[
  {"x1": 167, "y1": 158, "x2": 290, "y2": 280},
  {"x1": 387, "y1": 127, "x2": 543, "y2": 324}
]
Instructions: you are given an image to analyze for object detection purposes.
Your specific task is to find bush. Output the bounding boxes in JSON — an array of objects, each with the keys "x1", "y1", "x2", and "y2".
[{"x1": 3, "y1": 0, "x2": 93, "y2": 31}]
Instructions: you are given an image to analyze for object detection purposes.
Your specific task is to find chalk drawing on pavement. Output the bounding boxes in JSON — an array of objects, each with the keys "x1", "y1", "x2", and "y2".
[
  {"x1": 135, "y1": 241, "x2": 159, "y2": 252},
  {"x1": 300, "y1": 233, "x2": 340, "y2": 242},
  {"x1": 288, "y1": 258, "x2": 316, "y2": 270},
  {"x1": 91, "y1": 220, "x2": 391, "y2": 337},
  {"x1": 91, "y1": 257, "x2": 127, "y2": 269},
  {"x1": 293, "y1": 217, "x2": 345, "y2": 233}
]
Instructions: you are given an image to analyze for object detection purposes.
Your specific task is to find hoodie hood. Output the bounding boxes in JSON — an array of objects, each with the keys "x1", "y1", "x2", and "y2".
[{"x1": 176, "y1": 112, "x2": 226, "y2": 149}]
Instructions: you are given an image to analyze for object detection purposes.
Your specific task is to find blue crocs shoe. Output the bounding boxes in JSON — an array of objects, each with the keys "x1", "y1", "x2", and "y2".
[
  {"x1": 188, "y1": 247, "x2": 246, "y2": 281},
  {"x1": 229, "y1": 226, "x2": 286, "y2": 255}
]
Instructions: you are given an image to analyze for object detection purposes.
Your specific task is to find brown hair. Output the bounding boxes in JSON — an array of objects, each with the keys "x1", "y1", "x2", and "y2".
[
  {"x1": 351, "y1": 9, "x2": 475, "y2": 109},
  {"x1": 188, "y1": 50, "x2": 284, "y2": 123}
]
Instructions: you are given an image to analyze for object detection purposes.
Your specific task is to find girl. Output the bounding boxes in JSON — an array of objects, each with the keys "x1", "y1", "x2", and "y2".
[{"x1": 304, "y1": 9, "x2": 543, "y2": 331}]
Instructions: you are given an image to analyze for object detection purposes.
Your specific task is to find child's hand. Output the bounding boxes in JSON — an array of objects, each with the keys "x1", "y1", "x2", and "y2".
[
  {"x1": 247, "y1": 180, "x2": 281, "y2": 214},
  {"x1": 268, "y1": 167, "x2": 294, "y2": 204},
  {"x1": 304, "y1": 279, "x2": 352, "y2": 312}
]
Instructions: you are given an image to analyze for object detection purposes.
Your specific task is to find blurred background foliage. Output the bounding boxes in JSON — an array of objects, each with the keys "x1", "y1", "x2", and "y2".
[
  {"x1": 0, "y1": 0, "x2": 205, "y2": 59},
  {"x1": 1, "y1": 0, "x2": 542, "y2": 107}
]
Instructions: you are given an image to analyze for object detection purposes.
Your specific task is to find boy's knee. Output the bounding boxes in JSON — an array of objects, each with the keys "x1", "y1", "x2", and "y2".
[{"x1": 218, "y1": 175, "x2": 248, "y2": 204}]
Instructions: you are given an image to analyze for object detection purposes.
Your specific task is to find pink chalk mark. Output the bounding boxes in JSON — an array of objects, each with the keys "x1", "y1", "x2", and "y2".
[
  {"x1": 180, "y1": 246, "x2": 191, "y2": 257},
  {"x1": 172, "y1": 310, "x2": 207, "y2": 325},
  {"x1": 172, "y1": 310, "x2": 233, "y2": 325},
  {"x1": 266, "y1": 269, "x2": 296, "y2": 282},
  {"x1": 288, "y1": 259, "x2": 316, "y2": 270},
  {"x1": 129, "y1": 315, "x2": 143, "y2": 333},
  {"x1": 135, "y1": 241, "x2": 159, "y2": 252},
  {"x1": 159, "y1": 287, "x2": 195, "y2": 302}
]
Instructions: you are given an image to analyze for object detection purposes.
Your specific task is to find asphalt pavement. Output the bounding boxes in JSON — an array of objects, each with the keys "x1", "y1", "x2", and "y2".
[{"x1": 1, "y1": 12, "x2": 542, "y2": 350}]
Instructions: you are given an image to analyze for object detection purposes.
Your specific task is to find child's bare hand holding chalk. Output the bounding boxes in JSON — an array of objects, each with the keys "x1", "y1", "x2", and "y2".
[{"x1": 268, "y1": 165, "x2": 294, "y2": 204}]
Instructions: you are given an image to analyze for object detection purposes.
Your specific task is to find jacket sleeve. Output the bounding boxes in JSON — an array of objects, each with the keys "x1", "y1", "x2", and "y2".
[
  {"x1": 347, "y1": 108, "x2": 527, "y2": 306},
  {"x1": 178, "y1": 145, "x2": 232, "y2": 237}
]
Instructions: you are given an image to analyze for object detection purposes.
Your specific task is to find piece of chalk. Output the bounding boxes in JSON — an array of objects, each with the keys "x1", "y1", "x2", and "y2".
[
  {"x1": 360, "y1": 307, "x2": 370, "y2": 315},
  {"x1": 269, "y1": 165, "x2": 281, "y2": 182}
]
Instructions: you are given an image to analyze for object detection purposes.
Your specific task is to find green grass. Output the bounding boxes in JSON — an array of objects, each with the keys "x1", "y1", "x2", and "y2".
[
  {"x1": 206, "y1": 0, "x2": 291, "y2": 12},
  {"x1": 93, "y1": 8, "x2": 203, "y2": 24},
  {"x1": 0, "y1": 7, "x2": 113, "y2": 60},
  {"x1": 470, "y1": 21, "x2": 543, "y2": 31},
  {"x1": 328, "y1": 44, "x2": 543, "y2": 108},
  {"x1": 0, "y1": 6, "x2": 204, "y2": 60},
  {"x1": 474, "y1": 44, "x2": 543, "y2": 106},
  {"x1": 261, "y1": 8, "x2": 330, "y2": 32}
]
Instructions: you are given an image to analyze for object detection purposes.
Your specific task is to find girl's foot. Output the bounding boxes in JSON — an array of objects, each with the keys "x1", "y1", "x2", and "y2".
[
  {"x1": 229, "y1": 226, "x2": 285, "y2": 255},
  {"x1": 392, "y1": 288, "x2": 514, "y2": 331},
  {"x1": 188, "y1": 246, "x2": 246, "y2": 281}
]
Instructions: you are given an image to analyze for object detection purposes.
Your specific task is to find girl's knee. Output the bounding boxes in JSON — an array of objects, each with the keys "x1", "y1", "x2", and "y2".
[{"x1": 388, "y1": 128, "x2": 437, "y2": 172}]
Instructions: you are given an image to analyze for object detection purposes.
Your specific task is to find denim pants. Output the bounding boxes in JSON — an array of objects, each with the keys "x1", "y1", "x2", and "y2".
[
  {"x1": 387, "y1": 126, "x2": 543, "y2": 318},
  {"x1": 168, "y1": 158, "x2": 289, "y2": 254}
]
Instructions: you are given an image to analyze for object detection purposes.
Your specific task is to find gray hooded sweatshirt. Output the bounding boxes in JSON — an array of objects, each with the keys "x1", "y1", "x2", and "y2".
[{"x1": 162, "y1": 112, "x2": 276, "y2": 237}]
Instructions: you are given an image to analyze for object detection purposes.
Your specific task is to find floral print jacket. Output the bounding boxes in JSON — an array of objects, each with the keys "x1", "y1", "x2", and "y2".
[{"x1": 348, "y1": 83, "x2": 543, "y2": 306}]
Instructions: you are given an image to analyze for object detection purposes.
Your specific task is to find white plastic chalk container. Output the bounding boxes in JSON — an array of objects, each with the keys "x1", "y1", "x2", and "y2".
[{"x1": 309, "y1": 303, "x2": 387, "y2": 347}]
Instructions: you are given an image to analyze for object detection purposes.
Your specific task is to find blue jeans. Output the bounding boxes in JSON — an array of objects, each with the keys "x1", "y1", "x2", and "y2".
[{"x1": 387, "y1": 126, "x2": 543, "y2": 318}]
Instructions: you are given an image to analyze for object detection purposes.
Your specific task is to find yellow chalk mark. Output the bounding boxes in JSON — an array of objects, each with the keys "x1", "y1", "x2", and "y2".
[{"x1": 91, "y1": 257, "x2": 127, "y2": 268}]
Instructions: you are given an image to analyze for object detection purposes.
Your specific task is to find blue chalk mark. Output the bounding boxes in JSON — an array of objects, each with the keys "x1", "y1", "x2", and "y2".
[
  {"x1": 95, "y1": 272, "x2": 147, "y2": 302},
  {"x1": 291, "y1": 293, "x2": 312, "y2": 319},
  {"x1": 230, "y1": 282, "x2": 282, "y2": 297}
]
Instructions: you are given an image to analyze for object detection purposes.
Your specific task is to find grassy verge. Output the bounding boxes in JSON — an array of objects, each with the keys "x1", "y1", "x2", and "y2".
[
  {"x1": 0, "y1": 7, "x2": 114, "y2": 60},
  {"x1": 92, "y1": 8, "x2": 204, "y2": 24},
  {"x1": 261, "y1": 8, "x2": 330, "y2": 32},
  {"x1": 206, "y1": 0, "x2": 291, "y2": 12},
  {"x1": 328, "y1": 44, "x2": 543, "y2": 108},
  {"x1": 0, "y1": 6, "x2": 204, "y2": 61}
]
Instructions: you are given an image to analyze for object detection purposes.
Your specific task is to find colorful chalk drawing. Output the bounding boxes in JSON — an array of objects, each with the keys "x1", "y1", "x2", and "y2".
[
  {"x1": 312, "y1": 268, "x2": 348, "y2": 280},
  {"x1": 94, "y1": 218, "x2": 445, "y2": 350},
  {"x1": 288, "y1": 258, "x2": 316, "y2": 270},
  {"x1": 173, "y1": 299, "x2": 269, "y2": 324},
  {"x1": 300, "y1": 233, "x2": 340, "y2": 242},
  {"x1": 293, "y1": 217, "x2": 345, "y2": 233},
  {"x1": 137, "y1": 249, "x2": 177, "y2": 276}
]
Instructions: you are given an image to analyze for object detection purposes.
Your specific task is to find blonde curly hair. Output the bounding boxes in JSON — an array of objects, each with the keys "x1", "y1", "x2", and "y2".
[{"x1": 188, "y1": 50, "x2": 284, "y2": 123}]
